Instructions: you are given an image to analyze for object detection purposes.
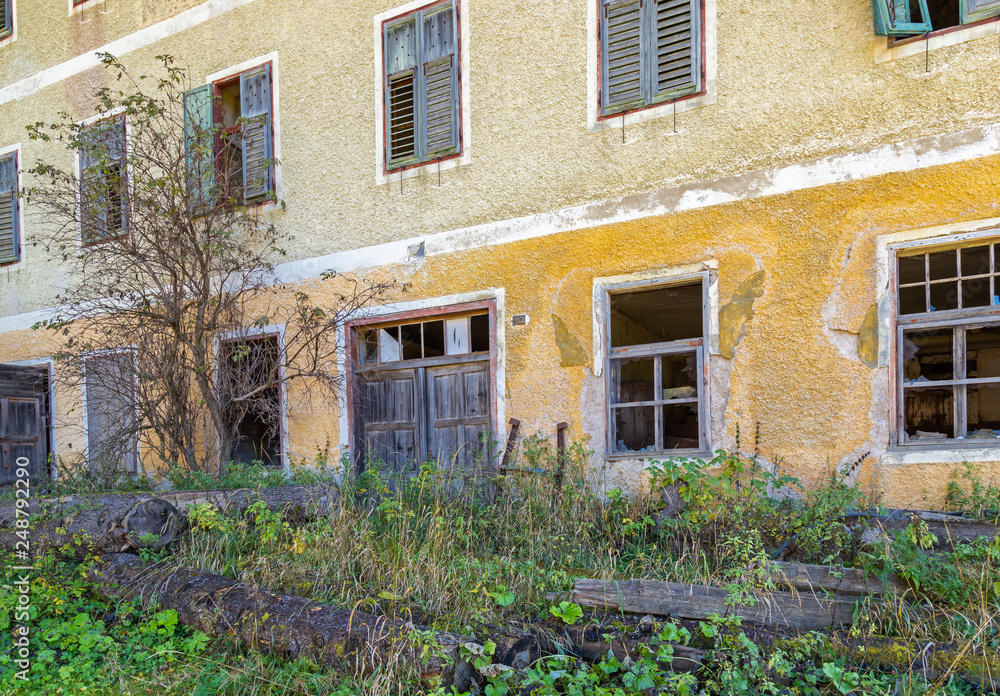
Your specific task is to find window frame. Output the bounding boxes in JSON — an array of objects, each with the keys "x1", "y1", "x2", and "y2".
[
  {"x1": 0, "y1": 145, "x2": 22, "y2": 268},
  {"x1": 378, "y1": 0, "x2": 464, "y2": 177},
  {"x1": 892, "y1": 240, "x2": 1000, "y2": 448},
  {"x1": 82, "y1": 348, "x2": 141, "y2": 476},
  {"x1": 1, "y1": 0, "x2": 13, "y2": 42},
  {"x1": 603, "y1": 272, "x2": 711, "y2": 458},
  {"x1": 77, "y1": 113, "x2": 129, "y2": 248}
]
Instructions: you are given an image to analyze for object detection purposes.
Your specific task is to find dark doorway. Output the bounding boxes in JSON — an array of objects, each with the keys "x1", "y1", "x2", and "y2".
[{"x1": 221, "y1": 335, "x2": 282, "y2": 467}]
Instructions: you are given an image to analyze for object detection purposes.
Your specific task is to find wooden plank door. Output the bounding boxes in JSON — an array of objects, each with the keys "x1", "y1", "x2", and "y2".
[
  {"x1": 359, "y1": 368, "x2": 424, "y2": 475},
  {"x1": 425, "y1": 361, "x2": 491, "y2": 478},
  {"x1": 0, "y1": 395, "x2": 47, "y2": 486}
]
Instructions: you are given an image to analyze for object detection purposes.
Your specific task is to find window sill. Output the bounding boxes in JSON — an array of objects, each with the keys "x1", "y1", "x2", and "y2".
[
  {"x1": 883, "y1": 443, "x2": 1000, "y2": 465},
  {"x1": 589, "y1": 88, "x2": 717, "y2": 134},
  {"x1": 607, "y1": 450, "x2": 708, "y2": 462},
  {"x1": 874, "y1": 18, "x2": 1000, "y2": 64},
  {"x1": 379, "y1": 150, "x2": 468, "y2": 187}
]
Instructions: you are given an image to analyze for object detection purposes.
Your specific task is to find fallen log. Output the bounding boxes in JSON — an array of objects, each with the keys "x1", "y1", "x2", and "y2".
[
  {"x1": 0, "y1": 497, "x2": 183, "y2": 558},
  {"x1": 768, "y1": 561, "x2": 909, "y2": 596},
  {"x1": 566, "y1": 578, "x2": 859, "y2": 630},
  {"x1": 88, "y1": 553, "x2": 477, "y2": 690},
  {"x1": 859, "y1": 511, "x2": 1000, "y2": 548},
  {"x1": 560, "y1": 625, "x2": 704, "y2": 672}
]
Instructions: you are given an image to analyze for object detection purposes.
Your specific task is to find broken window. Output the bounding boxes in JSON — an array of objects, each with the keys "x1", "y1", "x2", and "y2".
[
  {"x1": 220, "y1": 335, "x2": 282, "y2": 466},
  {"x1": 79, "y1": 115, "x2": 128, "y2": 246},
  {"x1": 353, "y1": 309, "x2": 492, "y2": 477},
  {"x1": 0, "y1": 151, "x2": 19, "y2": 265},
  {"x1": 182, "y1": 63, "x2": 274, "y2": 207},
  {"x1": 896, "y1": 243, "x2": 1000, "y2": 444},
  {"x1": 872, "y1": 0, "x2": 1000, "y2": 37},
  {"x1": 606, "y1": 279, "x2": 707, "y2": 455},
  {"x1": 84, "y1": 352, "x2": 139, "y2": 475},
  {"x1": 382, "y1": 0, "x2": 461, "y2": 171},
  {"x1": 599, "y1": 0, "x2": 702, "y2": 116}
]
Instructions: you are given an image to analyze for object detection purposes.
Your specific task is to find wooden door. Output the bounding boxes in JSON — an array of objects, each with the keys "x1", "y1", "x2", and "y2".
[
  {"x1": 359, "y1": 368, "x2": 423, "y2": 475},
  {"x1": 0, "y1": 395, "x2": 46, "y2": 486},
  {"x1": 425, "y1": 361, "x2": 490, "y2": 476}
]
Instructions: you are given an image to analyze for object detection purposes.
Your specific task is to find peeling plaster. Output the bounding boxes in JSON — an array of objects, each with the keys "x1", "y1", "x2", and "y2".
[
  {"x1": 718, "y1": 271, "x2": 765, "y2": 360},
  {"x1": 552, "y1": 314, "x2": 588, "y2": 367},
  {"x1": 857, "y1": 304, "x2": 880, "y2": 369}
]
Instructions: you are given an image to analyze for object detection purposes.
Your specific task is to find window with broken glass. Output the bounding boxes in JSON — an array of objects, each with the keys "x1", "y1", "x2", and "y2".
[
  {"x1": 606, "y1": 278, "x2": 707, "y2": 456},
  {"x1": 896, "y1": 243, "x2": 1000, "y2": 445},
  {"x1": 872, "y1": 0, "x2": 1000, "y2": 37}
]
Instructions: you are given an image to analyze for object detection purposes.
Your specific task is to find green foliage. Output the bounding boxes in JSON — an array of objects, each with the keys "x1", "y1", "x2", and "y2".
[
  {"x1": 166, "y1": 461, "x2": 290, "y2": 491},
  {"x1": 945, "y1": 461, "x2": 1000, "y2": 519},
  {"x1": 548, "y1": 601, "x2": 583, "y2": 625}
]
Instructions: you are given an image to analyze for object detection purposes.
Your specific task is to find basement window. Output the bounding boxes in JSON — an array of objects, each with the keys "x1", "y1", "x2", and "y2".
[
  {"x1": 896, "y1": 242, "x2": 1000, "y2": 444},
  {"x1": 873, "y1": 0, "x2": 1000, "y2": 37},
  {"x1": 606, "y1": 278, "x2": 707, "y2": 455},
  {"x1": 220, "y1": 334, "x2": 282, "y2": 466}
]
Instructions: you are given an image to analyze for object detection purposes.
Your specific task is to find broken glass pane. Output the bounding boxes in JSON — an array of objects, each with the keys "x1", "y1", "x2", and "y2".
[
  {"x1": 661, "y1": 352, "x2": 697, "y2": 400},
  {"x1": 928, "y1": 249, "x2": 957, "y2": 281},
  {"x1": 903, "y1": 387, "x2": 953, "y2": 440},
  {"x1": 610, "y1": 282, "x2": 702, "y2": 347},
  {"x1": 902, "y1": 328, "x2": 953, "y2": 382},
  {"x1": 613, "y1": 406, "x2": 656, "y2": 453},
  {"x1": 961, "y1": 245, "x2": 991, "y2": 276},
  {"x1": 966, "y1": 384, "x2": 1000, "y2": 437},
  {"x1": 358, "y1": 328, "x2": 379, "y2": 365},
  {"x1": 470, "y1": 313, "x2": 490, "y2": 352},
  {"x1": 898, "y1": 255, "x2": 925, "y2": 285},
  {"x1": 614, "y1": 357, "x2": 655, "y2": 404},
  {"x1": 962, "y1": 275, "x2": 990, "y2": 308},
  {"x1": 423, "y1": 320, "x2": 445, "y2": 357},
  {"x1": 929, "y1": 281, "x2": 958, "y2": 312},
  {"x1": 663, "y1": 403, "x2": 699, "y2": 450},
  {"x1": 379, "y1": 326, "x2": 401, "y2": 362},
  {"x1": 899, "y1": 285, "x2": 926, "y2": 315},
  {"x1": 967, "y1": 326, "x2": 1000, "y2": 379},
  {"x1": 400, "y1": 323, "x2": 422, "y2": 360}
]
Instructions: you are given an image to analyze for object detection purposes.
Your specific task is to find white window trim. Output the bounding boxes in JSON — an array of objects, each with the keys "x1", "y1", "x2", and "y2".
[
  {"x1": 214, "y1": 323, "x2": 290, "y2": 473},
  {"x1": 205, "y1": 52, "x2": 283, "y2": 208},
  {"x1": 335, "y1": 288, "x2": 506, "y2": 456},
  {"x1": 1, "y1": 0, "x2": 17, "y2": 45},
  {"x1": 69, "y1": 0, "x2": 109, "y2": 16},
  {"x1": 373, "y1": 0, "x2": 472, "y2": 186},
  {"x1": 874, "y1": 17, "x2": 1000, "y2": 64},
  {"x1": 81, "y1": 347, "x2": 142, "y2": 477},
  {"x1": 0, "y1": 142, "x2": 25, "y2": 272},
  {"x1": 7, "y1": 356, "x2": 56, "y2": 479},
  {"x1": 877, "y1": 219, "x2": 1000, "y2": 463},
  {"x1": 586, "y1": 0, "x2": 718, "y2": 133},
  {"x1": 592, "y1": 264, "x2": 719, "y2": 461}
]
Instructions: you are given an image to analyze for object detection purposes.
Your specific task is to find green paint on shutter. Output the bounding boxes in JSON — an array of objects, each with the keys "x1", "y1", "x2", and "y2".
[
  {"x1": 421, "y1": 2, "x2": 458, "y2": 158},
  {"x1": 651, "y1": 0, "x2": 700, "y2": 103},
  {"x1": 962, "y1": 0, "x2": 1000, "y2": 24},
  {"x1": 1, "y1": 0, "x2": 11, "y2": 38},
  {"x1": 386, "y1": 19, "x2": 418, "y2": 167},
  {"x1": 601, "y1": 0, "x2": 645, "y2": 115},
  {"x1": 240, "y1": 65, "x2": 273, "y2": 202},
  {"x1": 872, "y1": 0, "x2": 932, "y2": 36},
  {"x1": 79, "y1": 116, "x2": 127, "y2": 245},
  {"x1": 0, "y1": 153, "x2": 17, "y2": 265},
  {"x1": 184, "y1": 83, "x2": 215, "y2": 212}
]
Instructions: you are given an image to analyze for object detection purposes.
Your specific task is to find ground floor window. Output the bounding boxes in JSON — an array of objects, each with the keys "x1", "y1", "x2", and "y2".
[
  {"x1": 605, "y1": 276, "x2": 708, "y2": 455},
  {"x1": 896, "y1": 241, "x2": 1000, "y2": 444},
  {"x1": 351, "y1": 304, "x2": 495, "y2": 476},
  {"x1": 84, "y1": 352, "x2": 139, "y2": 475}
]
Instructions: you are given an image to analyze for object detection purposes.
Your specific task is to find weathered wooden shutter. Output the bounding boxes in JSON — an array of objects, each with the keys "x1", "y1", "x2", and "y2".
[
  {"x1": 85, "y1": 353, "x2": 139, "y2": 475},
  {"x1": 385, "y1": 19, "x2": 418, "y2": 165},
  {"x1": 0, "y1": 153, "x2": 18, "y2": 265},
  {"x1": 601, "y1": 0, "x2": 645, "y2": 115},
  {"x1": 1, "y1": 0, "x2": 11, "y2": 37},
  {"x1": 651, "y1": 0, "x2": 700, "y2": 102},
  {"x1": 79, "y1": 117, "x2": 127, "y2": 245},
  {"x1": 421, "y1": 2, "x2": 458, "y2": 158},
  {"x1": 240, "y1": 65, "x2": 273, "y2": 202},
  {"x1": 184, "y1": 84, "x2": 216, "y2": 211},
  {"x1": 962, "y1": 0, "x2": 1000, "y2": 23},
  {"x1": 872, "y1": 0, "x2": 932, "y2": 36}
]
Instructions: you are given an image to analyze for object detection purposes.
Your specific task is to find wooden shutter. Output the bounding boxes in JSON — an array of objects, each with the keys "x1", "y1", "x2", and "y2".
[
  {"x1": 240, "y1": 65, "x2": 273, "y2": 202},
  {"x1": 184, "y1": 84, "x2": 216, "y2": 211},
  {"x1": 601, "y1": 0, "x2": 645, "y2": 115},
  {"x1": 1, "y1": 0, "x2": 11, "y2": 37},
  {"x1": 0, "y1": 153, "x2": 18, "y2": 265},
  {"x1": 85, "y1": 353, "x2": 139, "y2": 475},
  {"x1": 962, "y1": 0, "x2": 1000, "y2": 23},
  {"x1": 385, "y1": 19, "x2": 418, "y2": 165},
  {"x1": 421, "y1": 2, "x2": 459, "y2": 158},
  {"x1": 80, "y1": 117, "x2": 127, "y2": 244},
  {"x1": 651, "y1": 0, "x2": 700, "y2": 102},
  {"x1": 872, "y1": 0, "x2": 932, "y2": 36}
]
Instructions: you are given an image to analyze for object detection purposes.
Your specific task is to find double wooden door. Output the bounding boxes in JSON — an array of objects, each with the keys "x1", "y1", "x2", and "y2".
[{"x1": 0, "y1": 365, "x2": 49, "y2": 486}]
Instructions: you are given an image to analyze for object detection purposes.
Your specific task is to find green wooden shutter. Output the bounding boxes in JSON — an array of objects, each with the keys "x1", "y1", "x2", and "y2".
[
  {"x1": 386, "y1": 18, "x2": 418, "y2": 166},
  {"x1": 1, "y1": 0, "x2": 11, "y2": 38},
  {"x1": 421, "y1": 2, "x2": 458, "y2": 158},
  {"x1": 0, "y1": 153, "x2": 18, "y2": 265},
  {"x1": 240, "y1": 65, "x2": 273, "y2": 202},
  {"x1": 601, "y1": 0, "x2": 645, "y2": 115},
  {"x1": 962, "y1": 0, "x2": 1000, "y2": 23},
  {"x1": 872, "y1": 0, "x2": 932, "y2": 36},
  {"x1": 80, "y1": 118, "x2": 127, "y2": 245},
  {"x1": 184, "y1": 84, "x2": 215, "y2": 211},
  {"x1": 651, "y1": 0, "x2": 700, "y2": 103}
]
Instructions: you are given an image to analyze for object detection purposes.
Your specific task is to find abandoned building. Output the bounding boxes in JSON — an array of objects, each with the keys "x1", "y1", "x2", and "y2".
[{"x1": 2, "y1": 0, "x2": 1000, "y2": 506}]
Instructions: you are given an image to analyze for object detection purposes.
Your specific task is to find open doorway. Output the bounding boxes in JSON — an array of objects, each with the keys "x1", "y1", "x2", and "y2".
[{"x1": 219, "y1": 334, "x2": 283, "y2": 467}]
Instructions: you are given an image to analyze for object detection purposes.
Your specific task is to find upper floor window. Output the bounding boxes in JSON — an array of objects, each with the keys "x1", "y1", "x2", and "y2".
[
  {"x1": 873, "y1": 0, "x2": 1000, "y2": 36},
  {"x1": 1, "y1": 0, "x2": 12, "y2": 40},
  {"x1": 79, "y1": 115, "x2": 128, "y2": 246},
  {"x1": 382, "y1": 0, "x2": 461, "y2": 172},
  {"x1": 599, "y1": 0, "x2": 702, "y2": 116},
  {"x1": 895, "y1": 242, "x2": 1000, "y2": 445},
  {"x1": 183, "y1": 63, "x2": 274, "y2": 208},
  {"x1": 0, "y1": 151, "x2": 19, "y2": 265},
  {"x1": 605, "y1": 277, "x2": 708, "y2": 456}
]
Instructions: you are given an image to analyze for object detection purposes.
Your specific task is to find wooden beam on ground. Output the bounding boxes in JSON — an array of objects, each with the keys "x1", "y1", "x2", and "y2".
[{"x1": 768, "y1": 561, "x2": 909, "y2": 596}]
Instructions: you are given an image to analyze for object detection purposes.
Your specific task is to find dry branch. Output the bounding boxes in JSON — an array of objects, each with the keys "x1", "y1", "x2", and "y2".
[{"x1": 88, "y1": 554, "x2": 477, "y2": 689}]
